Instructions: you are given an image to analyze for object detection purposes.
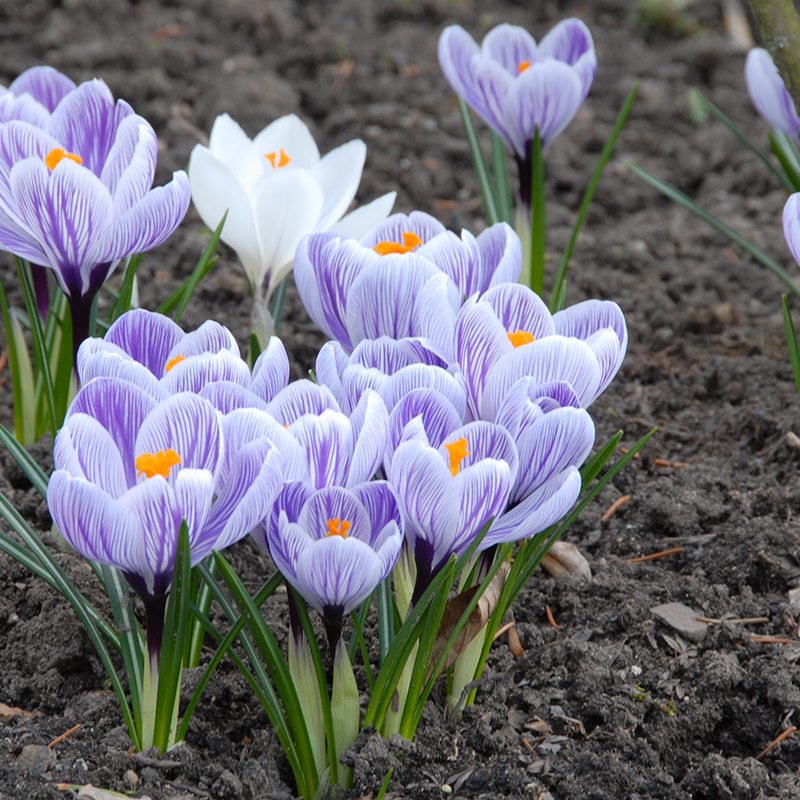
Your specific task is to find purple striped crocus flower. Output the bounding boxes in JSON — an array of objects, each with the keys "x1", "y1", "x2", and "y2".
[
  {"x1": 0, "y1": 79, "x2": 190, "y2": 355},
  {"x1": 0, "y1": 66, "x2": 76, "y2": 127},
  {"x1": 294, "y1": 211, "x2": 521, "y2": 357},
  {"x1": 48, "y1": 378, "x2": 284, "y2": 664},
  {"x1": 745, "y1": 48, "x2": 800, "y2": 139},
  {"x1": 438, "y1": 20, "x2": 596, "y2": 207},
  {"x1": 453, "y1": 283, "x2": 627, "y2": 420}
]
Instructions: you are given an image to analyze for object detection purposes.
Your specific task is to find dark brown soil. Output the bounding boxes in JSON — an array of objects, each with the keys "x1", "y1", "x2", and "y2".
[{"x1": 2, "y1": 1, "x2": 800, "y2": 799}]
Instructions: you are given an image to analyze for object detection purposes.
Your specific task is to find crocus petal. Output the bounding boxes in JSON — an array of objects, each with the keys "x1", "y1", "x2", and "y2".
[
  {"x1": 66, "y1": 377, "x2": 156, "y2": 488},
  {"x1": 89, "y1": 170, "x2": 190, "y2": 266},
  {"x1": 299, "y1": 485, "x2": 371, "y2": 543},
  {"x1": 54, "y1": 413, "x2": 128, "y2": 498},
  {"x1": 481, "y1": 24, "x2": 538, "y2": 76},
  {"x1": 250, "y1": 336, "x2": 290, "y2": 403},
  {"x1": 104, "y1": 308, "x2": 184, "y2": 377},
  {"x1": 351, "y1": 481, "x2": 404, "y2": 546},
  {"x1": 481, "y1": 468, "x2": 582, "y2": 548},
  {"x1": 0, "y1": 121, "x2": 62, "y2": 198},
  {"x1": 359, "y1": 211, "x2": 447, "y2": 250},
  {"x1": 252, "y1": 114, "x2": 321, "y2": 170},
  {"x1": 79, "y1": 347, "x2": 167, "y2": 401},
  {"x1": 266, "y1": 380, "x2": 341, "y2": 427},
  {"x1": 189, "y1": 144, "x2": 262, "y2": 278},
  {"x1": 311, "y1": 139, "x2": 366, "y2": 232},
  {"x1": 208, "y1": 114, "x2": 263, "y2": 193},
  {"x1": 289, "y1": 410, "x2": 354, "y2": 489},
  {"x1": 784, "y1": 193, "x2": 800, "y2": 267},
  {"x1": 512, "y1": 407, "x2": 594, "y2": 503},
  {"x1": 453, "y1": 458, "x2": 512, "y2": 557},
  {"x1": 252, "y1": 167, "x2": 325, "y2": 298},
  {"x1": 316, "y1": 341, "x2": 351, "y2": 412},
  {"x1": 329, "y1": 191, "x2": 396, "y2": 240},
  {"x1": 261, "y1": 480, "x2": 316, "y2": 549},
  {"x1": 347, "y1": 390, "x2": 388, "y2": 487},
  {"x1": 100, "y1": 115, "x2": 157, "y2": 215},
  {"x1": 48, "y1": 80, "x2": 133, "y2": 177},
  {"x1": 0, "y1": 205, "x2": 49, "y2": 264},
  {"x1": 48, "y1": 470, "x2": 149, "y2": 586},
  {"x1": 416, "y1": 230, "x2": 481, "y2": 297},
  {"x1": 199, "y1": 381, "x2": 268, "y2": 415},
  {"x1": 387, "y1": 387, "x2": 464, "y2": 460},
  {"x1": 166, "y1": 319, "x2": 239, "y2": 363},
  {"x1": 538, "y1": 18, "x2": 596, "y2": 97},
  {"x1": 9, "y1": 66, "x2": 76, "y2": 113},
  {"x1": 382, "y1": 364, "x2": 467, "y2": 419},
  {"x1": 161, "y1": 349, "x2": 251, "y2": 395},
  {"x1": 443, "y1": 420, "x2": 518, "y2": 480},
  {"x1": 476, "y1": 223, "x2": 523, "y2": 287},
  {"x1": 482, "y1": 282, "x2": 556, "y2": 339},
  {"x1": 745, "y1": 47, "x2": 800, "y2": 139},
  {"x1": 135, "y1": 392, "x2": 222, "y2": 478},
  {"x1": 502, "y1": 59, "x2": 584, "y2": 153},
  {"x1": 0, "y1": 93, "x2": 50, "y2": 128},
  {"x1": 173, "y1": 468, "x2": 215, "y2": 550}
]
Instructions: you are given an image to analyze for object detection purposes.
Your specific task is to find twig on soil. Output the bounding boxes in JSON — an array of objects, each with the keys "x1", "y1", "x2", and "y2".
[
  {"x1": 601, "y1": 494, "x2": 632, "y2": 521},
  {"x1": 617, "y1": 447, "x2": 640, "y2": 460},
  {"x1": 493, "y1": 621, "x2": 515, "y2": 641},
  {"x1": 748, "y1": 634, "x2": 792, "y2": 644},
  {"x1": 653, "y1": 458, "x2": 689, "y2": 469},
  {"x1": 545, "y1": 605, "x2": 561, "y2": 630},
  {"x1": 624, "y1": 546, "x2": 682, "y2": 563},
  {"x1": 756, "y1": 725, "x2": 796, "y2": 761},
  {"x1": 507, "y1": 625, "x2": 526, "y2": 660},
  {"x1": 695, "y1": 615, "x2": 769, "y2": 625},
  {"x1": 49, "y1": 724, "x2": 81, "y2": 749}
]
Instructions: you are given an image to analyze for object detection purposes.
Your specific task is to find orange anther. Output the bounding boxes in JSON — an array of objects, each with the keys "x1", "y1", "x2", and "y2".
[
  {"x1": 136, "y1": 449, "x2": 182, "y2": 479},
  {"x1": 518, "y1": 61, "x2": 531, "y2": 74},
  {"x1": 326, "y1": 518, "x2": 351, "y2": 538},
  {"x1": 165, "y1": 355, "x2": 185, "y2": 373},
  {"x1": 373, "y1": 231, "x2": 423, "y2": 255},
  {"x1": 45, "y1": 148, "x2": 82, "y2": 170},
  {"x1": 265, "y1": 148, "x2": 291, "y2": 169},
  {"x1": 507, "y1": 329, "x2": 535, "y2": 348},
  {"x1": 445, "y1": 438, "x2": 471, "y2": 477}
]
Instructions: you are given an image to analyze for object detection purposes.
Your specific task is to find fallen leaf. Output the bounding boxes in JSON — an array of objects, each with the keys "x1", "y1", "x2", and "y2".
[
  {"x1": 426, "y1": 561, "x2": 510, "y2": 679},
  {"x1": 77, "y1": 784, "x2": 134, "y2": 799},
  {"x1": 540, "y1": 541, "x2": 591, "y2": 581},
  {"x1": 0, "y1": 702, "x2": 32, "y2": 721}
]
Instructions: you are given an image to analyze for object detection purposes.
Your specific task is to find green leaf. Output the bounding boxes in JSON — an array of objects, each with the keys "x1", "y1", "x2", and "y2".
[
  {"x1": 457, "y1": 96, "x2": 500, "y2": 225},
  {"x1": 270, "y1": 276, "x2": 289, "y2": 334},
  {"x1": 769, "y1": 130, "x2": 800, "y2": 191},
  {"x1": 783, "y1": 295, "x2": 800, "y2": 404},
  {"x1": 9, "y1": 309, "x2": 36, "y2": 444},
  {"x1": 109, "y1": 254, "x2": 143, "y2": 323},
  {"x1": 0, "y1": 281, "x2": 27, "y2": 442},
  {"x1": 490, "y1": 132, "x2": 513, "y2": 224},
  {"x1": 626, "y1": 161, "x2": 800, "y2": 300},
  {"x1": 376, "y1": 575, "x2": 394, "y2": 665},
  {"x1": 529, "y1": 127, "x2": 546, "y2": 298},
  {"x1": 549, "y1": 83, "x2": 638, "y2": 310},
  {"x1": 0, "y1": 422, "x2": 49, "y2": 498}
]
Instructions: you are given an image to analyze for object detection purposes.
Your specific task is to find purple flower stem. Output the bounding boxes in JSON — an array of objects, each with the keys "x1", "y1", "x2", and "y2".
[
  {"x1": 143, "y1": 591, "x2": 168, "y2": 671},
  {"x1": 30, "y1": 264, "x2": 50, "y2": 320}
]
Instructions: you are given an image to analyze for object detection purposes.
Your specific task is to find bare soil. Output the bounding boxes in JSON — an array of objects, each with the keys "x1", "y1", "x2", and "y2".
[{"x1": 2, "y1": 0, "x2": 800, "y2": 798}]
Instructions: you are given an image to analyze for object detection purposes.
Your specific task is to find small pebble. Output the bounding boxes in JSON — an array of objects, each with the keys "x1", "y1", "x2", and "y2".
[
  {"x1": 123, "y1": 769, "x2": 139, "y2": 784},
  {"x1": 650, "y1": 602, "x2": 708, "y2": 643}
]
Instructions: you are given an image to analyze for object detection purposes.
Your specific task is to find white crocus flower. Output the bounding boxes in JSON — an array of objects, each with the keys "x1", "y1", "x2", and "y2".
[{"x1": 189, "y1": 113, "x2": 396, "y2": 343}]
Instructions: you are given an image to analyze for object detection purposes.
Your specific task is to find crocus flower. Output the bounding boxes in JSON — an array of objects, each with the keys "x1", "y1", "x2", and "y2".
[
  {"x1": 0, "y1": 80, "x2": 191, "y2": 355},
  {"x1": 453, "y1": 283, "x2": 627, "y2": 420},
  {"x1": 783, "y1": 192, "x2": 800, "y2": 266},
  {"x1": 391, "y1": 420, "x2": 516, "y2": 600},
  {"x1": 438, "y1": 20, "x2": 596, "y2": 206},
  {"x1": 745, "y1": 48, "x2": 800, "y2": 139},
  {"x1": 295, "y1": 211, "x2": 521, "y2": 357},
  {"x1": 77, "y1": 308, "x2": 289, "y2": 403},
  {"x1": 48, "y1": 379, "x2": 284, "y2": 662},
  {"x1": 188, "y1": 113, "x2": 396, "y2": 342}
]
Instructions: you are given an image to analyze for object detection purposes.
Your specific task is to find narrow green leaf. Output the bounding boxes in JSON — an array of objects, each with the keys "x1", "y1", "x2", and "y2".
[
  {"x1": 783, "y1": 295, "x2": 800, "y2": 404},
  {"x1": 249, "y1": 333, "x2": 262, "y2": 371},
  {"x1": 0, "y1": 281, "x2": 26, "y2": 441},
  {"x1": 376, "y1": 575, "x2": 394, "y2": 664},
  {"x1": 16, "y1": 257, "x2": 58, "y2": 436},
  {"x1": 173, "y1": 212, "x2": 226, "y2": 324},
  {"x1": 270, "y1": 276, "x2": 289, "y2": 334},
  {"x1": 376, "y1": 768, "x2": 394, "y2": 800},
  {"x1": 348, "y1": 592, "x2": 374, "y2": 663},
  {"x1": 109, "y1": 254, "x2": 143, "y2": 323},
  {"x1": 9, "y1": 310, "x2": 36, "y2": 444},
  {"x1": 581, "y1": 430, "x2": 624, "y2": 487},
  {"x1": 626, "y1": 161, "x2": 800, "y2": 299},
  {"x1": 549, "y1": 83, "x2": 638, "y2": 310},
  {"x1": 0, "y1": 423, "x2": 49, "y2": 498},
  {"x1": 769, "y1": 130, "x2": 800, "y2": 191},
  {"x1": 491, "y1": 132, "x2": 513, "y2": 224},
  {"x1": 457, "y1": 96, "x2": 500, "y2": 225},
  {"x1": 529, "y1": 127, "x2": 546, "y2": 298},
  {"x1": 349, "y1": 608, "x2": 375, "y2": 691}
]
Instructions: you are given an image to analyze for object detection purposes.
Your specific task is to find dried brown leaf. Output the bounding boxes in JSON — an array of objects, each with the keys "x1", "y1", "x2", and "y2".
[
  {"x1": 540, "y1": 541, "x2": 591, "y2": 581},
  {"x1": 426, "y1": 561, "x2": 510, "y2": 680},
  {"x1": 0, "y1": 702, "x2": 32, "y2": 721}
]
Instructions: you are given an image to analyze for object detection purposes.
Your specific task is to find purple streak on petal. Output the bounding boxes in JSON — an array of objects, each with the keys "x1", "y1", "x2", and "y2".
[
  {"x1": 346, "y1": 255, "x2": 440, "y2": 345},
  {"x1": 79, "y1": 347, "x2": 167, "y2": 401},
  {"x1": 481, "y1": 468, "x2": 581, "y2": 548},
  {"x1": 476, "y1": 222, "x2": 522, "y2": 287},
  {"x1": 167, "y1": 319, "x2": 239, "y2": 361},
  {"x1": 0, "y1": 93, "x2": 50, "y2": 127},
  {"x1": 47, "y1": 80, "x2": 134, "y2": 177},
  {"x1": 443, "y1": 420, "x2": 518, "y2": 482},
  {"x1": 347, "y1": 390, "x2": 388, "y2": 487},
  {"x1": 263, "y1": 480, "x2": 316, "y2": 551},
  {"x1": 411, "y1": 273, "x2": 461, "y2": 362},
  {"x1": 502, "y1": 60, "x2": 584, "y2": 154},
  {"x1": 538, "y1": 19, "x2": 596, "y2": 96},
  {"x1": 438, "y1": 26, "x2": 481, "y2": 102},
  {"x1": 342, "y1": 365, "x2": 385, "y2": 413},
  {"x1": 300, "y1": 485, "x2": 371, "y2": 543},
  {"x1": 289, "y1": 410, "x2": 353, "y2": 489},
  {"x1": 250, "y1": 336, "x2": 290, "y2": 403},
  {"x1": 269, "y1": 512, "x2": 310, "y2": 584},
  {"x1": 746, "y1": 47, "x2": 800, "y2": 138},
  {"x1": 785, "y1": 193, "x2": 800, "y2": 267},
  {"x1": 54, "y1": 413, "x2": 128, "y2": 498},
  {"x1": 358, "y1": 211, "x2": 446, "y2": 250},
  {"x1": 101, "y1": 116, "x2": 158, "y2": 215},
  {"x1": 481, "y1": 24, "x2": 538, "y2": 76},
  {"x1": 0, "y1": 205, "x2": 49, "y2": 265},
  {"x1": 350, "y1": 336, "x2": 448, "y2": 372},
  {"x1": 294, "y1": 232, "x2": 337, "y2": 340},
  {"x1": 172, "y1": 467, "x2": 215, "y2": 554},
  {"x1": 135, "y1": 392, "x2": 222, "y2": 479},
  {"x1": 105, "y1": 308, "x2": 184, "y2": 377},
  {"x1": 199, "y1": 381, "x2": 268, "y2": 414},
  {"x1": 512, "y1": 407, "x2": 594, "y2": 504},
  {"x1": 161, "y1": 350, "x2": 251, "y2": 395},
  {"x1": 0, "y1": 121, "x2": 62, "y2": 198},
  {"x1": 47, "y1": 470, "x2": 150, "y2": 586},
  {"x1": 316, "y1": 340, "x2": 351, "y2": 413},
  {"x1": 482, "y1": 282, "x2": 556, "y2": 339},
  {"x1": 495, "y1": 377, "x2": 581, "y2": 437},
  {"x1": 67, "y1": 376, "x2": 156, "y2": 488},
  {"x1": 382, "y1": 364, "x2": 467, "y2": 419},
  {"x1": 453, "y1": 458, "x2": 512, "y2": 557},
  {"x1": 10, "y1": 156, "x2": 113, "y2": 287},
  {"x1": 416, "y1": 230, "x2": 480, "y2": 297},
  {"x1": 266, "y1": 380, "x2": 341, "y2": 426},
  {"x1": 351, "y1": 480, "x2": 404, "y2": 546},
  {"x1": 10, "y1": 66, "x2": 76, "y2": 113},
  {"x1": 88, "y1": 170, "x2": 190, "y2": 265}
]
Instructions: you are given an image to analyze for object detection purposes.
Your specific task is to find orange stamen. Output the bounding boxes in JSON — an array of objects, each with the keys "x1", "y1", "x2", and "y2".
[
  {"x1": 45, "y1": 148, "x2": 82, "y2": 170},
  {"x1": 373, "y1": 231, "x2": 423, "y2": 256},
  {"x1": 265, "y1": 148, "x2": 291, "y2": 169},
  {"x1": 507, "y1": 329, "x2": 535, "y2": 348},
  {"x1": 165, "y1": 355, "x2": 185, "y2": 373},
  {"x1": 326, "y1": 518, "x2": 351, "y2": 538},
  {"x1": 518, "y1": 61, "x2": 531, "y2": 74},
  {"x1": 135, "y1": 449, "x2": 181, "y2": 479},
  {"x1": 445, "y1": 438, "x2": 471, "y2": 477}
]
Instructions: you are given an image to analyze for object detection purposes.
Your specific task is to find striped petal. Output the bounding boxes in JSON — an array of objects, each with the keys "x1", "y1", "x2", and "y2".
[
  {"x1": 266, "y1": 380, "x2": 341, "y2": 427},
  {"x1": 316, "y1": 341, "x2": 351, "y2": 412},
  {"x1": 161, "y1": 349, "x2": 251, "y2": 395},
  {"x1": 476, "y1": 222, "x2": 522, "y2": 288},
  {"x1": 381, "y1": 364, "x2": 467, "y2": 419},
  {"x1": 250, "y1": 336, "x2": 290, "y2": 403},
  {"x1": 351, "y1": 480, "x2": 404, "y2": 547},
  {"x1": 104, "y1": 308, "x2": 184, "y2": 377},
  {"x1": 482, "y1": 282, "x2": 556, "y2": 339},
  {"x1": 100, "y1": 115, "x2": 158, "y2": 216},
  {"x1": 745, "y1": 47, "x2": 800, "y2": 138},
  {"x1": 347, "y1": 390, "x2": 388, "y2": 487},
  {"x1": 9, "y1": 66, "x2": 76, "y2": 113},
  {"x1": 482, "y1": 24, "x2": 537, "y2": 76},
  {"x1": 199, "y1": 381, "x2": 268, "y2": 415},
  {"x1": 358, "y1": 211, "x2": 446, "y2": 250},
  {"x1": 79, "y1": 347, "x2": 167, "y2": 401},
  {"x1": 289, "y1": 409, "x2": 354, "y2": 489}
]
